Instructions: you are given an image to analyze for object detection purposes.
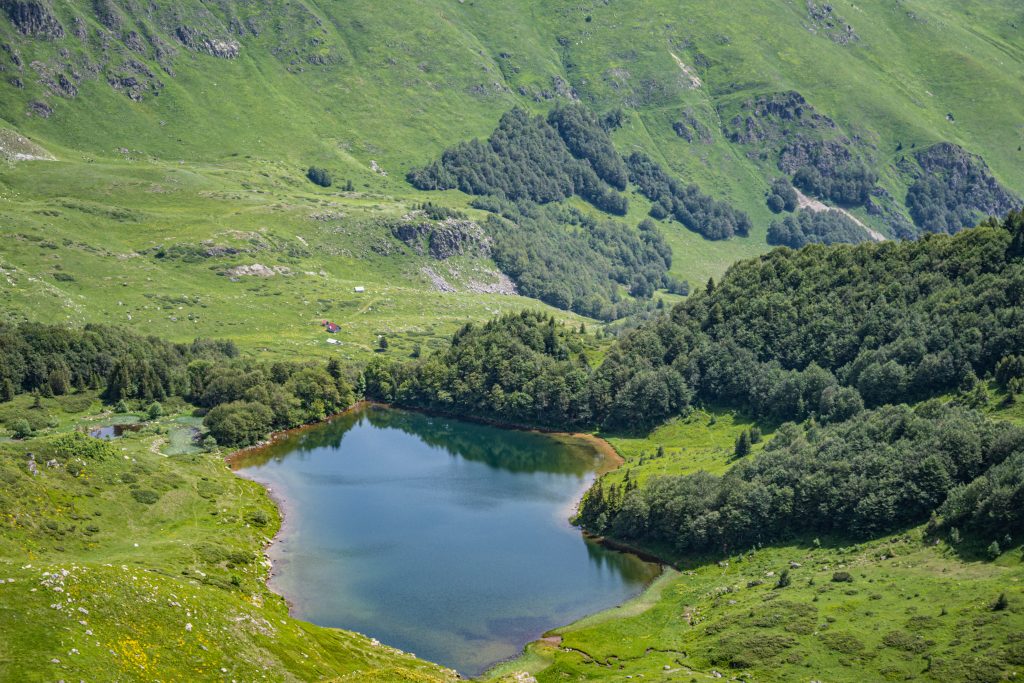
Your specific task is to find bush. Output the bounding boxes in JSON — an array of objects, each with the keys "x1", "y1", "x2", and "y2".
[
  {"x1": 831, "y1": 571, "x2": 854, "y2": 583},
  {"x1": 131, "y1": 489, "x2": 160, "y2": 505},
  {"x1": 147, "y1": 401, "x2": 163, "y2": 420},
  {"x1": 51, "y1": 432, "x2": 116, "y2": 460},
  {"x1": 245, "y1": 510, "x2": 270, "y2": 527},
  {"x1": 10, "y1": 419, "x2": 32, "y2": 439},
  {"x1": 306, "y1": 166, "x2": 332, "y2": 188}
]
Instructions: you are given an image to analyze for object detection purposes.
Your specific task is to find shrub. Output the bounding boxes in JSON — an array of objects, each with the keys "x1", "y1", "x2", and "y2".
[
  {"x1": 131, "y1": 489, "x2": 160, "y2": 505},
  {"x1": 831, "y1": 571, "x2": 854, "y2": 583},
  {"x1": 245, "y1": 509, "x2": 270, "y2": 527},
  {"x1": 51, "y1": 432, "x2": 115, "y2": 460},
  {"x1": 306, "y1": 166, "x2": 332, "y2": 187},
  {"x1": 10, "y1": 418, "x2": 32, "y2": 439},
  {"x1": 147, "y1": 401, "x2": 163, "y2": 420}
]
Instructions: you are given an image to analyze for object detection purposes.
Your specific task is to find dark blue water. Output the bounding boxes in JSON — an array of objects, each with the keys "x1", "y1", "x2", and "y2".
[{"x1": 234, "y1": 407, "x2": 660, "y2": 675}]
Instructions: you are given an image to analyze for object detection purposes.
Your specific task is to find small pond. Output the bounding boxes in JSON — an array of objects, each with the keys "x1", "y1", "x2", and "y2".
[{"x1": 89, "y1": 423, "x2": 142, "y2": 440}]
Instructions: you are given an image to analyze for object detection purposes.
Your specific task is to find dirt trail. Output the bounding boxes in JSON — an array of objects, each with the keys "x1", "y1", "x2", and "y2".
[{"x1": 794, "y1": 188, "x2": 886, "y2": 242}]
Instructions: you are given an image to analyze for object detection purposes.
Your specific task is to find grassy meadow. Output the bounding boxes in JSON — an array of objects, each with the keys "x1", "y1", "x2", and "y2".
[{"x1": 0, "y1": 390, "x2": 457, "y2": 681}]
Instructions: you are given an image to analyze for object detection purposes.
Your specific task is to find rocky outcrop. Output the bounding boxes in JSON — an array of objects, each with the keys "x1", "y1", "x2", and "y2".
[
  {"x1": 106, "y1": 58, "x2": 162, "y2": 100},
  {"x1": 391, "y1": 217, "x2": 491, "y2": 260},
  {"x1": 2, "y1": 0, "x2": 64, "y2": 39},
  {"x1": 778, "y1": 137, "x2": 851, "y2": 174},
  {"x1": 725, "y1": 91, "x2": 836, "y2": 145},
  {"x1": 673, "y1": 109, "x2": 712, "y2": 144},
  {"x1": 904, "y1": 142, "x2": 1022, "y2": 233},
  {"x1": 805, "y1": 1, "x2": 858, "y2": 45},
  {"x1": 174, "y1": 26, "x2": 240, "y2": 59},
  {"x1": 26, "y1": 100, "x2": 52, "y2": 117},
  {"x1": 91, "y1": 0, "x2": 120, "y2": 31},
  {"x1": 225, "y1": 263, "x2": 291, "y2": 278}
]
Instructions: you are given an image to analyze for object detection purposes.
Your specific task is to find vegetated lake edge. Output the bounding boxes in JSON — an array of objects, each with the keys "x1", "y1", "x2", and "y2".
[{"x1": 225, "y1": 401, "x2": 668, "y2": 677}]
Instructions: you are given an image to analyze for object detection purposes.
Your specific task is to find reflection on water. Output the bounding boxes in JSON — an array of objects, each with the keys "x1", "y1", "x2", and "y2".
[
  {"x1": 89, "y1": 423, "x2": 142, "y2": 440},
  {"x1": 234, "y1": 406, "x2": 660, "y2": 676}
]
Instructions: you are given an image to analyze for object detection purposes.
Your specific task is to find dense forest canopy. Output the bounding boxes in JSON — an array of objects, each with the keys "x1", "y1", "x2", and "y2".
[
  {"x1": 767, "y1": 209, "x2": 870, "y2": 248},
  {"x1": 367, "y1": 211, "x2": 1024, "y2": 432},
  {"x1": 577, "y1": 402, "x2": 1024, "y2": 553}
]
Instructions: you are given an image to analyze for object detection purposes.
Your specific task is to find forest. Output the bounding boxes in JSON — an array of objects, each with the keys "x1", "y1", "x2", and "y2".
[
  {"x1": 367, "y1": 210, "x2": 1024, "y2": 430},
  {"x1": 626, "y1": 152, "x2": 752, "y2": 240},
  {"x1": 364, "y1": 211, "x2": 1024, "y2": 549},
  {"x1": 577, "y1": 401, "x2": 1024, "y2": 554}
]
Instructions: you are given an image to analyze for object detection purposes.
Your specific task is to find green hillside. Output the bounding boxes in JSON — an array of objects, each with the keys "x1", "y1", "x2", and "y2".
[{"x1": 1, "y1": 0, "x2": 1023, "y2": 352}]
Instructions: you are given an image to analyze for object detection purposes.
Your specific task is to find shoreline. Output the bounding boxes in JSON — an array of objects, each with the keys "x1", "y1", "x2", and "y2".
[
  {"x1": 224, "y1": 400, "x2": 664, "y2": 677},
  {"x1": 225, "y1": 400, "x2": 376, "y2": 468}
]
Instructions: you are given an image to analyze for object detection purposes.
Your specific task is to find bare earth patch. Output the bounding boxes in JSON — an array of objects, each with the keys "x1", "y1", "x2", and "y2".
[{"x1": 795, "y1": 188, "x2": 886, "y2": 241}]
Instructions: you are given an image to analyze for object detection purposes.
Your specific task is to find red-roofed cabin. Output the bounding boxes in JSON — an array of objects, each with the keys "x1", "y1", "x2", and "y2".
[{"x1": 325, "y1": 322, "x2": 340, "y2": 333}]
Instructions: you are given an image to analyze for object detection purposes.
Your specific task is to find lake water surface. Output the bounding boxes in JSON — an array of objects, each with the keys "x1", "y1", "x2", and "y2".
[{"x1": 233, "y1": 406, "x2": 660, "y2": 675}]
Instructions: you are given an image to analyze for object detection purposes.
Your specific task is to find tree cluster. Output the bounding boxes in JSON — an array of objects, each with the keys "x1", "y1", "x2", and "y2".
[
  {"x1": 0, "y1": 323, "x2": 356, "y2": 448},
  {"x1": 363, "y1": 311, "x2": 597, "y2": 429},
  {"x1": 407, "y1": 106, "x2": 628, "y2": 215},
  {"x1": 791, "y1": 159, "x2": 876, "y2": 207},
  {"x1": 767, "y1": 209, "x2": 868, "y2": 248},
  {"x1": 905, "y1": 143, "x2": 1021, "y2": 234},
  {"x1": 475, "y1": 198, "x2": 678, "y2": 320},
  {"x1": 366, "y1": 212, "x2": 1024, "y2": 437},
  {"x1": 626, "y1": 152, "x2": 752, "y2": 240},
  {"x1": 306, "y1": 166, "x2": 332, "y2": 188},
  {"x1": 765, "y1": 178, "x2": 798, "y2": 214},
  {"x1": 0, "y1": 323, "x2": 238, "y2": 402},
  {"x1": 577, "y1": 402, "x2": 1024, "y2": 553}
]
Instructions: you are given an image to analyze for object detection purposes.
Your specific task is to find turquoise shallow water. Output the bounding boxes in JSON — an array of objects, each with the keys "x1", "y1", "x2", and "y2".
[{"x1": 235, "y1": 406, "x2": 660, "y2": 676}]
